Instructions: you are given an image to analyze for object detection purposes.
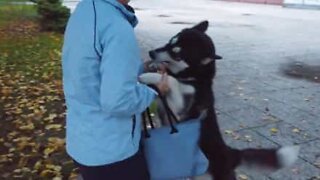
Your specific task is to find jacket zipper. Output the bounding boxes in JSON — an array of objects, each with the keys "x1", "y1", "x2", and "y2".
[{"x1": 131, "y1": 115, "x2": 136, "y2": 139}]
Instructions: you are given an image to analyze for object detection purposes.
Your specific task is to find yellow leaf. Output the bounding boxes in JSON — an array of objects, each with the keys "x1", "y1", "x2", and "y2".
[
  {"x1": 34, "y1": 161, "x2": 42, "y2": 170},
  {"x1": 68, "y1": 172, "x2": 79, "y2": 180},
  {"x1": 48, "y1": 137, "x2": 65, "y2": 148},
  {"x1": 53, "y1": 177, "x2": 62, "y2": 180},
  {"x1": 14, "y1": 108, "x2": 23, "y2": 115},
  {"x1": 13, "y1": 137, "x2": 31, "y2": 142},
  {"x1": 21, "y1": 167, "x2": 31, "y2": 173},
  {"x1": 44, "y1": 147, "x2": 56, "y2": 157},
  {"x1": 46, "y1": 164, "x2": 62, "y2": 172},
  {"x1": 18, "y1": 156, "x2": 29, "y2": 167},
  {"x1": 45, "y1": 113, "x2": 58, "y2": 122},
  {"x1": 292, "y1": 128, "x2": 300, "y2": 133},
  {"x1": 40, "y1": 169, "x2": 55, "y2": 177},
  {"x1": 9, "y1": 148, "x2": 15, "y2": 153},
  {"x1": 270, "y1": 128, "x2": 278, "y2": 134},
  {"x1": 19, "y1": 123, "x2": 35, "y2": 131},
  {"x1": 45, "y1": 124, "x2": 62, "y2": 130},
  {"x1": 7, "y1": 131, "x2": 18, "y2": 139},
  {"x1": 238, "y1": 174, "x2": 249, "y2": 180},
  {"x1": 0, "y1": 155, "x2": 10, "y2": 163},
  {"x1": 13, "y1": 169, "x2": 22, "y2": 173}
]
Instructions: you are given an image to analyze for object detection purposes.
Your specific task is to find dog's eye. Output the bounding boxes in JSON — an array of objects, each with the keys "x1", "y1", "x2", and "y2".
[{"x1": 172, "y1": 47, "x2": 181, "y2": 54}]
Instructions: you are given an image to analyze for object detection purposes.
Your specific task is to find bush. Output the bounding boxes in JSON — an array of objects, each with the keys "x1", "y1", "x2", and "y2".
[{"x1": 36, "y1": 0, "x2": 70, "y2": 33}]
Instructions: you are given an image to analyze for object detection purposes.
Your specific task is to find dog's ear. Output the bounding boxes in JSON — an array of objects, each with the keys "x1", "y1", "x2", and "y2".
[
  {"x1": 192, "y1": 21, "x2": 209, "y2": 32},
  {"x1": 201, "y1": 57, "x2": 214, "y2": 65},
  {"x1": 215, "y1": 54, "x2": 223, "y2": 60}
]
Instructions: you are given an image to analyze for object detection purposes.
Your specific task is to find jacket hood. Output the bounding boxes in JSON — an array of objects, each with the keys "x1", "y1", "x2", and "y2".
[{"x1": 103, "y1": 0, "x2": 138, "y2": 27}]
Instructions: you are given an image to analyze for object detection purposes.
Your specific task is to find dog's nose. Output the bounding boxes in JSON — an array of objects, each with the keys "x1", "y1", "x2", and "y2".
[{"x1": 149, "y1": 51, "x2": 156, "y2": 59}]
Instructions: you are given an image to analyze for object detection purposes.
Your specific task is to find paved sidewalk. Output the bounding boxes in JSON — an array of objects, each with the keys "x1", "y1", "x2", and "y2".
[{"x1": 133, "y1": 0, "x2": 320, "y2": 179}]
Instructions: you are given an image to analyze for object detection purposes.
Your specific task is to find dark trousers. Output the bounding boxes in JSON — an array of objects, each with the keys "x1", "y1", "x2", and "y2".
[{"x1": 74, "y1": 148, "x2": 150, "y2": 180}]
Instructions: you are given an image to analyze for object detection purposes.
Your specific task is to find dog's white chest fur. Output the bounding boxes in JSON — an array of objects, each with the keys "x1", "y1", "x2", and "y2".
[{"x1": 139, "y1": 73, "x2": 195, "y2": 116}]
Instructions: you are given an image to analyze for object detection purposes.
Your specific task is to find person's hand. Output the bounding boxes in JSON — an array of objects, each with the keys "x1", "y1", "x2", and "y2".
[
  {"x1": 144, "y1": 61, "x2": 168, "y2": 73},
  {"x1": 155, "y1": 72, "x2": 169, "y2": 95}
]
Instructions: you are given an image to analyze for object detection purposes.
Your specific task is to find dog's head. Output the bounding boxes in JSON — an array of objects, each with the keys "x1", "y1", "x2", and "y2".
[{"x1": 148, "y1": 21, "x2": 222, "y2": 79}]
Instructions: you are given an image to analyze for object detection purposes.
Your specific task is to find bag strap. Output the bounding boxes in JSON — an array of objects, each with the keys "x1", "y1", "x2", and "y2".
[
  {"x1": 157, "y1": 93, "x2": 179, "y2": 134},
  {"x1": 142, "y1": 85, "x2": 179, "y2": 138}
]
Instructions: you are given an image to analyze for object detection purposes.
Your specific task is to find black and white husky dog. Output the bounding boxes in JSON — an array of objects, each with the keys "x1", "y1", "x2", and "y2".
[{"x1": 139, "y1": 21, "x2": 299, "y2": 180}]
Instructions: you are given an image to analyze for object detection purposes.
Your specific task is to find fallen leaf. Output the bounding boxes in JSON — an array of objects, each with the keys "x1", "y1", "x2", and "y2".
[
  {"x1": 13, "y1": 169, "x2": 22, "y2": 173},
  {"x1": 19, "y1": 122, "x2": 35, "y2": 131},
  {"x1": 34, "y1": 161, "x2": 42, "y2": 170},
  {"x1": 9, "y1": 148, "x2": 15, "y2": 153},
  {"x1": 45, "y1": 124, "x2": 62, "y2": 130},
  {"x1": 18, "y1": 156, "x2": 29, "y2": 168},
  {"x1": 48, "y1": 137, "x2": 65, "y2": 148},
  {"x1": 53, "y1": 177, "x2": 62, "y2": 180},
  {"x1": 40, "y1": 169, "x2": 55, "y2": 177},
  {"x1": 238, "y1": 174, "x2": 249, "y2": 180},
  {"x1": 0, "y1": 155, "x2": 10, "y2": 163},
  {"x1": 7, "y1": 131, "x2": 18, "y2": 139},
  {"x1": 270, "y1": 128, "x2": 279, "y2": 134},
  {"x1": 244, "y1": 135, "x2": 253, "y2": 142},
  {"x1": 44, "y1": 113, "x2": 58, "y2": 122},
  {"x1": 68, "y1": 172, "x2": 79, "y2": 180},
  {"x1": 291, "y1": 167, "x2": 300, "y2": 174},
  {"x1": 292, "y1": 128, "x2": 301, "y2": 133},
  {"x1": 44, "y1": 147, "x2": 56, "y2": 157},
  {"x1": 46, "y1": 164, "x2": 62, "y2": 172},
  {"x1": 21, "y1": 167, "x2": 31, "y2": 173}
]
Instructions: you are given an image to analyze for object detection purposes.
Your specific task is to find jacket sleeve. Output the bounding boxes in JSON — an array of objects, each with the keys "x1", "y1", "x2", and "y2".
[{"x1": 99, "y1": 20, "x2": 157, "y2": 117}]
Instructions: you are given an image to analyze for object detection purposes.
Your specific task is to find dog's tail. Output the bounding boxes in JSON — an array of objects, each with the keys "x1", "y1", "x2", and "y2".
[
  {"x1": 232, "y1": 146, "x2": 300, "y2": 170},
  {"x1": 200, "y1": 108, "x2": 300, "y2": 179}
]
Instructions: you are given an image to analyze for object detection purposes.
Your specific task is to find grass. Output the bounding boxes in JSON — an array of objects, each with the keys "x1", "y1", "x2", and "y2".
[
  {"x1": 0, "y1": 4, "x2": 37, "y2": 26},
  {"x1": 0, "y1": 4, "x2": 62, "y2": 80},
  {"x1": 0, "y1": 4, "x2": 78, "y2": 180}
]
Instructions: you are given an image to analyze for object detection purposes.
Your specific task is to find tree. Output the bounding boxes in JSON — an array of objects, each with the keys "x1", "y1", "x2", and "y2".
[{"x1": 37, "y1": 0, "x2": 70, "y2": 33}]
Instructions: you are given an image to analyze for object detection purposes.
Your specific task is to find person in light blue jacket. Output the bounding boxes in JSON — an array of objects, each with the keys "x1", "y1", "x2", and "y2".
[{"x1": 62, "y1": 0, "x2": 168, "y2": 179}]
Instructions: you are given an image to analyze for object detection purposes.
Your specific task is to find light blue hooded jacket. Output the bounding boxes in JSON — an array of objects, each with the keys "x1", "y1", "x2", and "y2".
[{"x1": 62, "y1": 0, "x2": 156, "y2": 166}]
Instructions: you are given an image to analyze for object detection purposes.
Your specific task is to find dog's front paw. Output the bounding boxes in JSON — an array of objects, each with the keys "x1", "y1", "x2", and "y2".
[{"x1": 139, "y1": 73, "x2": 162, "y2": 85}]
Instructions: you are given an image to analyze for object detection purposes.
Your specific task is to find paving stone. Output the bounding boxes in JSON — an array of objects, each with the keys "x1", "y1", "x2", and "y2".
[
  {"x1": 254, "y1": 122, "x2": 317, "y2": 145},
  {"x1": 227, "y1": 106, "x2": 281, "y2": 129},
  {"x1": 223, "y1": 129, "x2": 278, "y2": 150},
  {"x1": 237, "y1": 93, "x2": 302, "y2": 122},
  {"x1": 268, "y1": 158, "x2": 320, "y2": 180},
  {"x1": 215, "y1": 95, "x2": 252, "y2": 113},
  {"x1": 264, "y1": 88, "x2": 320, "y2": 114},
  {"x1": 298, "y1": 140, "x2": 320, "y2": 169},
  {"x1": 236, "y1": 168, "x2": 272, "y2": 180},
  {"x1": 279, "y1": 110, "x2": 320, "y2": 138},
  {"x1": 217, "y1": 112, "x2": 246, "y2": 132}
]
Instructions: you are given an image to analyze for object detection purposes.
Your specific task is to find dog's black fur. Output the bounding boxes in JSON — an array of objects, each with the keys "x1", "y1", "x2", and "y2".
[{"x1": 140, "y1": 21, "x2": 299, "y2": 180}]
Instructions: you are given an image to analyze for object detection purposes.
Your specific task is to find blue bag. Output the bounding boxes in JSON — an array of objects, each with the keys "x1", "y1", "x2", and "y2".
[{"x1": 142, "y1": 95, "x2": 209, "y2": 180}]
